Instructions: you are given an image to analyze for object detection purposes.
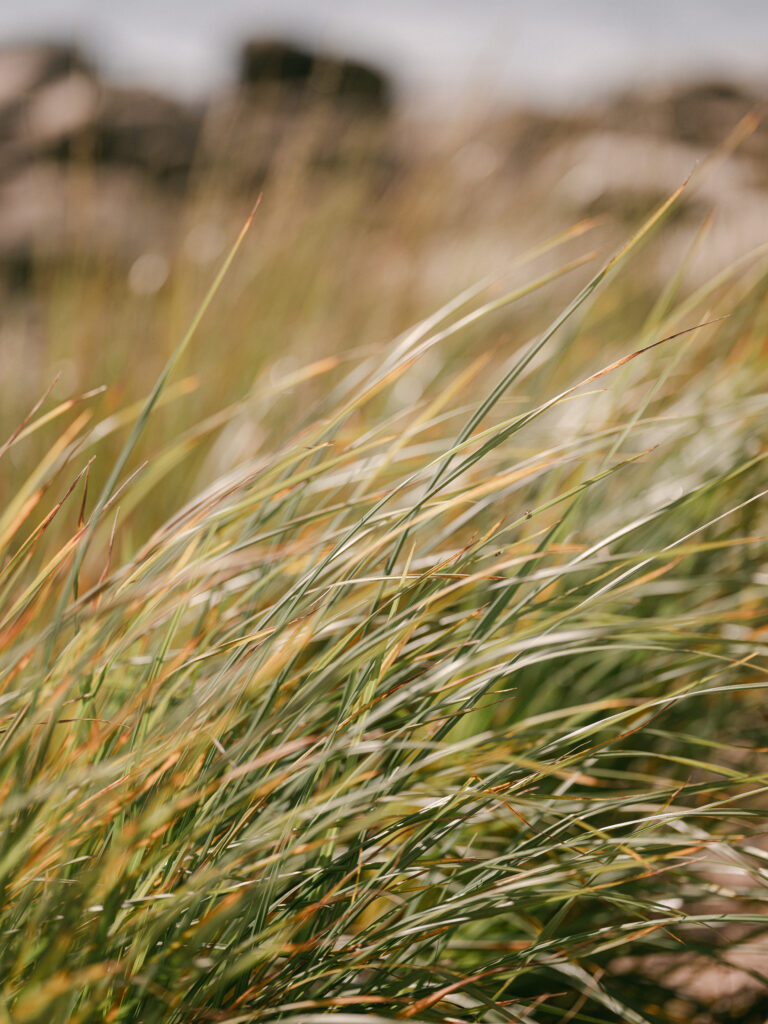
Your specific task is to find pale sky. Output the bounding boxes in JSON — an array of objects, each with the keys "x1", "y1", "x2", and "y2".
[{"x1": 2, "y1": 0, "x2": 767, "y2": 110}]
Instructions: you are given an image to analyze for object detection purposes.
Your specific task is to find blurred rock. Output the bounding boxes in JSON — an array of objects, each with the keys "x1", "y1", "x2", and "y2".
[
  {"x1": 89, "y1": 87, "x2": 203, "y2": 182},
  {"x1": 199, "y1": 88, "x2": 397, "y2": 189},
  {"x1": 240, "y1": 39, "x2": 392, "y2": 117},
  {"x1": 0, "y1": 45, "x2": 95, "y2": 170},
  {"x1": 0, "y1": 36, "x2": 764, "y2": 298},
  {"x1": 24, "y1": 71, "x2": 99, "y2": 149},
  {"x1": 0, "y1": 45, "x2": 202, "y2": 182},
  {"x1": 597, "y1": 79, "x2": 768, "y2": 175},
  {"x1": 0, "y1": 161, "x2": 180, "y2": 285},
  {"x1": 0, "y1": 40, "x2": 400, "y2": 287},
  {"x1": 203, "y1": 42, "x2": 396, "y2": 187},
  {"x1": 670, "y1": 80, "x2": 761, "y2": 146},
  {"x1": 0, "y1": 43, "x2": 90, "y2": 116},
  {"x1": 543, "y1": 130, "x2": 756, "y2": 211}
]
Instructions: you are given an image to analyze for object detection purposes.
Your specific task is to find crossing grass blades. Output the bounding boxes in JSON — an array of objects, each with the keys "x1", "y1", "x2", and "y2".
[{"x1": 0, "y1": 184, "x2": 767, "y2": 1023}]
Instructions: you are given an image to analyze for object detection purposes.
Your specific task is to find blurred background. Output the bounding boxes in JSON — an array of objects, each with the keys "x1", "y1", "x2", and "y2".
[{"x1": 0, "y1": 1, "x2": 766, "y2": 514}]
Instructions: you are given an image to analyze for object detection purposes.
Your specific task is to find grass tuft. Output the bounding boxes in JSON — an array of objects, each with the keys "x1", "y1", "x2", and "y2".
[{"x1": 0, "y1": 188, "x2": 767, "y2": 1023}]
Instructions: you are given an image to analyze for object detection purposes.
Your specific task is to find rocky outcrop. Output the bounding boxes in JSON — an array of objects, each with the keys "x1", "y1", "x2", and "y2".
[
  {"x1": 0, "y1": 45, "x2": 204, "y2": 279},
  {"x1": 660, "y1": 81, "x2": 762, "y2": 149},
  {"x1": 0, "y1": 40, "x2": 396, "y2": 281},
  {"x1": 0, "y1": 48, "x2": 202, "y2": 184},
  {"x1": 87, "y1": 88, "x2": 202, "y2": 182},
  {"x1": 0, "y1": 39, "x2": 764, "y2": 293},
  {"x1": 488, "y1": 77, "x2": 768, "y2": 283},
  {"x1": 0, "y1": 44, "x2": 90, "y2": 117},
  {"x1": 239, "y1": 40, "x2": 392, "y2": 117}
]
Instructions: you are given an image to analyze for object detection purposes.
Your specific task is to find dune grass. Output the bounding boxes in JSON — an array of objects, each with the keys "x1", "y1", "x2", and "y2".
[{"x1": 0, "y1": 179, "x2": 767, "y2": 1024}]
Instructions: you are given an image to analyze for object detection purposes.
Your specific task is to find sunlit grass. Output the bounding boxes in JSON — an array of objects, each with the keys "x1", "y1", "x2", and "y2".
[{"x1": 0, "y1": 173, "x2": 767, "y2": 1023}]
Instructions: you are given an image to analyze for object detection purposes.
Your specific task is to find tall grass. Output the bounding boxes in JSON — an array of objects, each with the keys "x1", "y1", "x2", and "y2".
[{"x1": 0, "y1": 183, "x2": 767, "y2": 1023}]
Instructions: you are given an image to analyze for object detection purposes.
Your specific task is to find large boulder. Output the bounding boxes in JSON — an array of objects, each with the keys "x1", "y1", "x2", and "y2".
[
  {"x1": 0, "y1": 45, "x2": 96, "y2": 167},
  {"x1": 668, "y1": 80, "x2": 761, "y2": 146},
  {"x1": 197, "y1": 41, "x2": 396, "y2": 189},
  {"x1": 0, "y1": 43, "x2": 91, "y2": 115},
  {"x1": 590, "y1": 79, "x2": 767, "y2": 168},
  {"x1": 0, "y1": 44, "x2": 202, "y2": 184},
  {"x1": 239, "y1": 40, "x2": 392, "y2": 117},
  {"x1": 87, "y1": 87, "x2": 203, "y2": 183}
]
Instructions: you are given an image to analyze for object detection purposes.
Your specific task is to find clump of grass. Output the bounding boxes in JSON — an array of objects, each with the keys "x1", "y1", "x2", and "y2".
[{"x1": 0, "y1": 188, "x2": 767, "y2": 1024}]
